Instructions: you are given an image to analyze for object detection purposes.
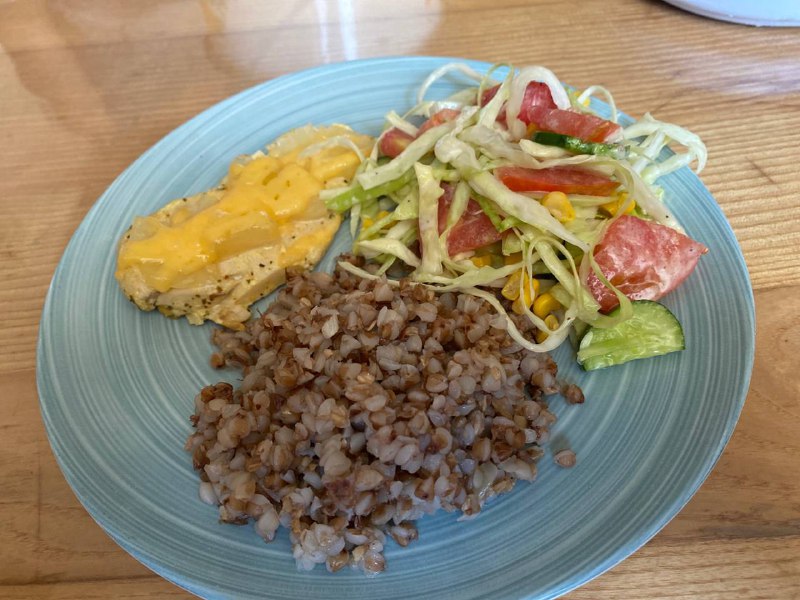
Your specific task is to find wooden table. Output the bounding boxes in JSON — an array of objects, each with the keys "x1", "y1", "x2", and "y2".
[{"x1": 2, "y1": 0, "x2": 798, "y2": 598}]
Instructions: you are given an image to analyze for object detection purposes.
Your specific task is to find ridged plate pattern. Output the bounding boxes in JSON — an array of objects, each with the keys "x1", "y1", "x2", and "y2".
[{"x1": 37, "y1": 57, "x2": 755, "y2": 600}]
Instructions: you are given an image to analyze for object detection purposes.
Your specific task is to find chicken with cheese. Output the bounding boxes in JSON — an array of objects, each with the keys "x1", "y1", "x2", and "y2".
[{"x1": 115, "y1": 124, "x2": 373, "y2": 329}]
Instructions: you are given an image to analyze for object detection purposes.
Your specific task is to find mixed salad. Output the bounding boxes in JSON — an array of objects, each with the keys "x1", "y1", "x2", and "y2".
[{"x1": 322, "y1": 63, "x2": 708, "y2": 369}]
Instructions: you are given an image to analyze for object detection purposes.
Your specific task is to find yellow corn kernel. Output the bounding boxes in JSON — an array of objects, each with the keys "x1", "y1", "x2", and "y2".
[
  {"x1": 470, "y1": 255, "x2": 492, "y2": 268},
  {"x1": 501, "y1": 271, "x2": 540, "y2": 301},
  {"x1": 512, "y1": 296, "x2": 527, "y2": 315},
  {"x1": 501, "y1": 270, "x2": 524, "y2": 301},
  {"x1": 504, "y1": 252, "x2": 522, "y2": 266},
  {"x1": 510, "y1": 275, "x2": 541, "y2": 314},
  {"x1": 600, "y1": 192, "x2": 636, "y2": 216},
  {"x1": 361, "y1": 210, "x2": 390, "y2": 231},
  {"x1": 535, "y1": 314, "x2": 560, "y2": 343},
  {"x1": 540, "y1": 192, "x2": 575, "y2": 223},
  {"x1": 532, "y1": 292, "x2": 561, "y2": 319}
]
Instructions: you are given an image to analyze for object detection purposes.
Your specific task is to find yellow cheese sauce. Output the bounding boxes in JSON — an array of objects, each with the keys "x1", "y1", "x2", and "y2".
[{"x1": 115, "y1": 124, "x2": 373, "y2": 323}]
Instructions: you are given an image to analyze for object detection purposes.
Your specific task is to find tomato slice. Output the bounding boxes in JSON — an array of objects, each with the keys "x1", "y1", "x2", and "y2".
[
  {"x1": 481, "y1": 81, "x2": 556, "y2": 109},
  {"x1": 482, "y1": 82, "x2": 557, "y2": 129},
  {"x1": 480, "y1": 84, "x2": 500, "y2": 107},
  {"x1": 483, "y1": 82, "x2": 620, "y2": 143},
  {"x1": 379, "y1": 128, "x2": 414, "y2": 158},
  {"x1": 518, "y1": 81, "x2": 557, "y2": 115},
  {"x1": 379, "y1": 109, "x2": 462, "y2": 158},
  {"x1": 495, "y1": 165, "x2": 619, "y2": 196},
  {"x1": 480, "y1": 85, "x2": 507, "y2": 127},
  {"x1": 523, "y1": 106, "x2": 622, "y2": 143},
  {"x1": 417, "y1": 108, "x2": 461, "y2": 137},
  {"x1": 586, "y1": 215, "x2": 708, "y2": 312},
  {"x1": 437, "y1": 184, "x2": 504, "y2": 256}
]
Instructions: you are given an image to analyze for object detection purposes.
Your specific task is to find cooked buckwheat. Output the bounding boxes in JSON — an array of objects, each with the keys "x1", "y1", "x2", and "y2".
[{"x1": 186, "y1": 256, "x2": 581, "y2": 574}]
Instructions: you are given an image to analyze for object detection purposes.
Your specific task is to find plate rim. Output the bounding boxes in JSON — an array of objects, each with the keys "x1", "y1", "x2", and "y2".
[{"x1": 661, "y1": 0, "x2": 800, "y2": 26}]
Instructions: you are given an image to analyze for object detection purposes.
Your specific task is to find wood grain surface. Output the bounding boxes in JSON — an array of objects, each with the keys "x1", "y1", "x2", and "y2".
[{"x1": 1, "y1": 0, "x2": 798, "y2": 598}]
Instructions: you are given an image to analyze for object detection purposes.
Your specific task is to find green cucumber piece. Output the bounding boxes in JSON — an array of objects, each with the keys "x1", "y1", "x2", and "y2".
[
  {"x1": 531, "y1": 131, "x2": 624, "y2": 158},
  {"x1": 577, "y1": 300, "x2": 685, "y2": 370}
]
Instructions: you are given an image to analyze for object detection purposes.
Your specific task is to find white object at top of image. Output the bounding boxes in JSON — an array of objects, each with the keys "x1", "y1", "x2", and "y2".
[{"x1": 663, "y1": 0, "x2": 800, "y2": 26}]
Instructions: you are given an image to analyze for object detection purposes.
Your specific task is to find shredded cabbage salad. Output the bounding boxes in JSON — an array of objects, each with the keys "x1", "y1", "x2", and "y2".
[{"x1": 323, "y1": 63, "x2": 707, "y2": 354}]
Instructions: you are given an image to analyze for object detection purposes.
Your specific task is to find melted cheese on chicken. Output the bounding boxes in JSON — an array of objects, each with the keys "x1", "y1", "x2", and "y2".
[{"x1": 115, "y1": 124, "x2": 373, "y2": 329}]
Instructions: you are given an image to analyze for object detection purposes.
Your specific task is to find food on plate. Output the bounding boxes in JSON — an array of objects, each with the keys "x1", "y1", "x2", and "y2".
[
  {"x1": 578, "y1": 300, "x2": 686, "y2": 370},
  {"x1": 495, "y1": 165, "x2": 621, "y2": 196},
  {"x1": 115, "y1": 124, "x2": 374, "y2": 329},
  {"x1": 324, "y1": 63, "x2": 709, "y2": 369},
  {"x1": 585, "y1": 215, "x2": 708, "y2": 313},
  {"x1": 186, "y1": 258, "x2": 583, "y2": 573},
  {"x1": 178, "y1": 62, "x2": 711, "y2": 575}
]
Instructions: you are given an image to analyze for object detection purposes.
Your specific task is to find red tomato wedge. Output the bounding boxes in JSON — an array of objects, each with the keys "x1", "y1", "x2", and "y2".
[
  {"x1": 379, "y1": 109, "x2": 461, "y2": 158},
  {"x1": 437, "y1": 184, "x2": 504, "y2": 256},
  {"x1": 586, "y1": 215, "x2": 708, "y2": 312},
  {"x1": 481, "y1": 82, "x2": 556, "y2": 128},
  {"x1": 480, "y1": 85, "x2": 500, "y2": 107},
  {"x1": 417, "y1": 108, "x2": 461, "y2": 137},
  {"x1": 523, "y1": 106, "x2": 622, "y2": 143},
  {"x1": 495, "y1": 165, "x2": 620, "y2": 196},
  {"x1": 378, "y1": 128, "x2": 414, "y2": 158},
  {"x1": 480, "y1": 85, "x2": 508, "y2": 126},
  {"x1": 481, "y1": 81, "x2": 556, "y2": 110},
  {"x1": 517, "y1": 81, "x2": 557, "y2": 115},
  {"x1": 483, "y1": 81, "x2": 619, "y2": 143}
]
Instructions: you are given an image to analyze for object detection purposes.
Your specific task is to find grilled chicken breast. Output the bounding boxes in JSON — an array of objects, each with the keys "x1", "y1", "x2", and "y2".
[{"x1": 115, "y1": 124, "x2": 373, "y2": 329}]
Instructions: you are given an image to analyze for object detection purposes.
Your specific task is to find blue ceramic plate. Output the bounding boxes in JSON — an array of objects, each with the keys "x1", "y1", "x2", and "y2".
[{"x1": 37, "y1": 57, "x2": 754, "y2": 599}]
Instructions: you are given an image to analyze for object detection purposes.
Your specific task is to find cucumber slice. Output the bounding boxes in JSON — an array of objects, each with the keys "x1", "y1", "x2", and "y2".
[
  {"x1": 577, "y1": 300, "x2": 685, "y2": 370},
  {"x1": 531, "y1": 131, "x2": 624, "y2": 158}
]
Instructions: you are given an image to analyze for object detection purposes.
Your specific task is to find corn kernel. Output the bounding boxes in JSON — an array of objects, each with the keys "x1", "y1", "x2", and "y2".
[
  {"x1": 600, "y1": 192, "x2": 636, "y2": 216},
  {"x1": 510, "y1": 274, "x2": 540, "y2": 314},
  {"x1": 535, "y1": 314, "x2": 560, "y2": 343},
  {"x1": 540, "y1": 191, "x2": 575, "y2": 223},
  {"x1": 501, "y1": 270, "x2": 524, "y2": 301},
  {"x1": 532, "y1": 292, "x2": 561, "y2": 319},
  {"x1": 361, "y1": 210, "x2": 390, "y2": 231},
  {"x1": 527, "y1": 275, "x2": 541, "y2": 296},
  {"x1": 470, "y1": 255, "x2": 492, "y2": 268},
  {"x1": 504, "y1": 252, "x2": 522, "y2": 266},
  {"x1": 512, "y1": 295, "x2": 528, "y2": 315}
]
